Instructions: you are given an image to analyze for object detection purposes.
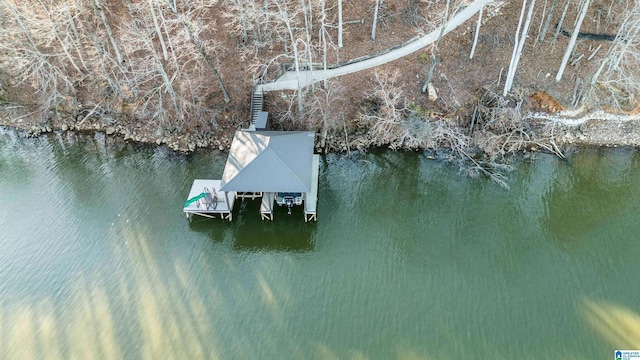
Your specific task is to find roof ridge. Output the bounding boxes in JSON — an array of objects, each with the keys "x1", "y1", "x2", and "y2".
[
  {"x1": 220, "y1": 132, "x2": 264, "y2": 190},
  {"x1": 264, "y1": 146, "x2": 310, "y2": 192},
  {"x1": 220, "y1": 130, "x2": 314, "y2": 192}
]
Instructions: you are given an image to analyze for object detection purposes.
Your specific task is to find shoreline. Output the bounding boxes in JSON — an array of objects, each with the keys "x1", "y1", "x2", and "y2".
[
  {"x1": 0, "y1": 110, "x2": 233, "y2": 153},
  {"x1": 2, "y1": 108, "x2": 640, "y2": 154}
]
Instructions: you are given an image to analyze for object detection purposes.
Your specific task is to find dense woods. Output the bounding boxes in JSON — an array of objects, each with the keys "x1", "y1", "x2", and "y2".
[{"x1": 1, "y1": 0, "x2": 639, "y2": 164}]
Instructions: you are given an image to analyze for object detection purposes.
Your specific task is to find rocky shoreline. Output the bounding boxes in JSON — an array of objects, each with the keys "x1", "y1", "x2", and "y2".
[
  {"x1": 2, "y1": 107, "x2": 640, "y2": 155},
  {"x1": 0, "y1": 110, "x2": 234, "y2": 153}
]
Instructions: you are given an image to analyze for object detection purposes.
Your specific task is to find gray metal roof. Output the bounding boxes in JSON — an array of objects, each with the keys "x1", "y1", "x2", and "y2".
[{"x1": 219, "y1": 131, "x2": 316, "y2": 192}]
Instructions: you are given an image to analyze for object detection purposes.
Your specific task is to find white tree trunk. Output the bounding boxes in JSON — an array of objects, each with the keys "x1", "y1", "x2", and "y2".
[
  {"x1": 338, "y1": 0, "x2": 343, "y2": 47},
  {"x1": 469, "y1": 6, "x2": 483, "y2": 59},
  {"x1": 538, "y1": 0, "x2": 558, "y2": 42},
  {"x1": 94, "y1": 0, "x2": 123, "y2": 64},
  {"x1": 148, "y1": 0, "x2": 168, "y2": 61},
  {"x1": 503, "y1": 0, "x2": 528, "y2": 96},
  {"x1": 556, "y1": 0, "x2": 591, "y2": 82},
  {"x1": 371, "y1": 0, "x2": 381, "y2": 41},
  {"x1": 511, "y1": 0, "x2": 536, "y2": 91},
  {"x1": 553, "y1": 0, "x2": 571, "y2": 42},
  {"x1": 284, "y1": 14, "x2": 303, "y2": 111},
  {"x1": 162, "y1": 3, "x2": 231, "y2": 103}
]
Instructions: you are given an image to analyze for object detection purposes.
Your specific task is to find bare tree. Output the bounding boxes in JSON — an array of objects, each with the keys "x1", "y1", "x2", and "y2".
[
  {"x1": 421, "y1": 0, "x2": 450, "y2": 93},
  {"x1": 591, "y1": 1, "x2": 640, "y2": 110},
  {"x1": 537, "y1": 0, "x2": 558, "y2": 43},
  {"x1": 504, "y1": 0, "x2": 536, "y2": 95},
  {"x1": 364, "y1": 70, "x2": 410, "y2": 147},
  {"x1": 94, "y1": 0, "x2": 124, "y2": 65},
  {"x1": 0, "y1": 0, "x2": 80, "y2": 117},
  {"x1": 371, "y1": 0, "x2": 381, "y2": 41},
  {"x1": 556, "y1": 0, "x2": 591, "y2": 82},
  {"x1": 338, "y1": 0, "x2": 343, "y2": 47},
  {"x1": 158, "y1": 0, "x2": 230, "y2": 105},
  {"x1": 318, "y1": 0, "x2": 339, "y2": 87},
  {"x1": 552, "y1": 0, "x2": 571, "y2": 43},
  {"x1": 301, "y1": 82, "x2": 343, "y2": 150},
  {"x1": 362, "y1": 70, "x2": 514, "y2": 187},
  {"x1": 272, "y1": 0, "x2": 306, "y2": 111},
  {"x1": 469, "y1": 5, "x2": 483, "y2": 59}
]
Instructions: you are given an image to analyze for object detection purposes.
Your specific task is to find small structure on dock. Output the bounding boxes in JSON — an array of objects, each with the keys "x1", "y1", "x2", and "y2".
[{"x1": 184, "y1": 114, "x2": 319, "y2": 222}]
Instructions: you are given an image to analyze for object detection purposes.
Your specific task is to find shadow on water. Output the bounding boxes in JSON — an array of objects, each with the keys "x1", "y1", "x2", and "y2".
[
  {"x1": 187, "y1": 217, "x2": 231, "y2": 244},
  {"x1": 188, "y1": 198, "x2": 315, "y2": 252}
]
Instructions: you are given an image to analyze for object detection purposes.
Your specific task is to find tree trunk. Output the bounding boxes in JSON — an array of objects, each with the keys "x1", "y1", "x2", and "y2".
[
  {"x1": 148, "y1": 0, "x2": 168, "y2": 60},
  {"x1": 168, "y1": 6, "x2": 231, "y2": 103},
  {"x1": 556, "y1": 0, "x2": 591, "y2": 82},
  {"x1": 371, "y1": 0, "x2": 381, "y2": 41},
  {"x1": 94, "y1": 0, "x2": 123, "y2": 64},
  {"x1": 469, "y1": 6, "x2": 483, "y2": 59},
  {"x1": 506, "y1": 0, "x2": 536, "y2": 94},
  {"x1": 338, "y1": 0, "x2": 343, "y2": 47},
  {"x1": 421, "y1": 0, "x2": 450, "y2": 93},
  {"x1": 503, "y1": 0, "x2": 528, "y2": 96},
  {"x1": 321, "y1": 0, "x2": 328, "y2": 87},
  {"x1": 538, "y1": 0, "x2": 558, "y2": 42},
  {"x1": 552, "y1": 0, "x2": 571, "y2": 42}
]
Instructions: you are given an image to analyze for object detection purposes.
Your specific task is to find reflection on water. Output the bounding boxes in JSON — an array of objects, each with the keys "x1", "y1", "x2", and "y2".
[
  {"x1": 544, "y1": 148, "x2": 639, "y2": 248},
  {"x1": 1, "y1": 128, "x2": 640, "y2": 358},
  {"x1": 583, "y1": 299, "x2": 640, "y2": 350},
  {"x1": 0, "y1": 225, "x2": 224, "y2": 360}
]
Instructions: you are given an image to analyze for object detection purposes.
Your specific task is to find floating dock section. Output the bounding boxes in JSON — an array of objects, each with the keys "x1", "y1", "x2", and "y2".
[{"x1": 183, "y1": 179, "x2": 235, "y2": 220}]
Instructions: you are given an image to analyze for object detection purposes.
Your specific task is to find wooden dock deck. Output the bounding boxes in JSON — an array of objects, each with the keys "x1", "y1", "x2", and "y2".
[
  {"x1": 183, "y1": 179, "x2": 235, "y2": 220},
  {"x1": 304, "y1": 155, "x2": 319, "y2": 222}
]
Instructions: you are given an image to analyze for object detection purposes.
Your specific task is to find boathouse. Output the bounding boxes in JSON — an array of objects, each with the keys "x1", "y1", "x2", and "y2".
[{"x1": 183, "y1": 126, "x2": 319, "y2": 222}]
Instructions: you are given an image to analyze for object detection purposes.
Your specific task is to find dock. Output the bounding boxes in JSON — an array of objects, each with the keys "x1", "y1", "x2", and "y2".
[
  {"x1": 183, "y1": 179, "x2": 235, "y2": 220},
  {"x1": 260, "y1": 192, "x2": 275, "y2": 220},
  {"x1": 183, "y1": 87, "x2": 319, "y2": 222},
  {"x1": 304, "y1": 155, "x2": 319, "y2": 222},
  {"x1": 216, "y1": 130, "x2": 318, "y2": 221},
  {"x1": 182, "y1": 131, "x2": 319, "y2": 222}
]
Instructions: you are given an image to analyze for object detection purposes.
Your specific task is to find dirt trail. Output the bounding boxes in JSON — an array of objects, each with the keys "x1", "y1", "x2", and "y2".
[{"x1": 258, "y1": 0, "x2": 493, "y2": 92}]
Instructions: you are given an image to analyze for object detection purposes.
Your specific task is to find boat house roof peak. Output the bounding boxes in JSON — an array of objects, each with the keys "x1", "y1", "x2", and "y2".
[{"x1": 219, "y1": 130, "x2": 316, "y2": 192}]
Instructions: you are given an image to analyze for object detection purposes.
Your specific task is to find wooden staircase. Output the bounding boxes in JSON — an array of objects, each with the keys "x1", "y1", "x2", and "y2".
[{"x1": 249, "y1": 87, "x2": 264, "y2": 128}]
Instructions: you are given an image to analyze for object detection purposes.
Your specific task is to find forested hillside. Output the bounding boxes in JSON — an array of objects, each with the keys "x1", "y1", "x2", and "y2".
[{"x1": 1, "y1": 0, "x2": 639, "y2": 157}]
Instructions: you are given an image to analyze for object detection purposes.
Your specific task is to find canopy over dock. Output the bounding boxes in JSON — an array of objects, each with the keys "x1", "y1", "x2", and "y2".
[{"x1": 220, "y1": 131, "x2": 316, "y2": 193}]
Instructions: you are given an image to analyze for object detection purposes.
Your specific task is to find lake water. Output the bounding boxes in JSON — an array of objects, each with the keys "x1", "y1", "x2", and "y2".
[{"x1": 1, "y1": 128, "x2": 639, "y2": 359}]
